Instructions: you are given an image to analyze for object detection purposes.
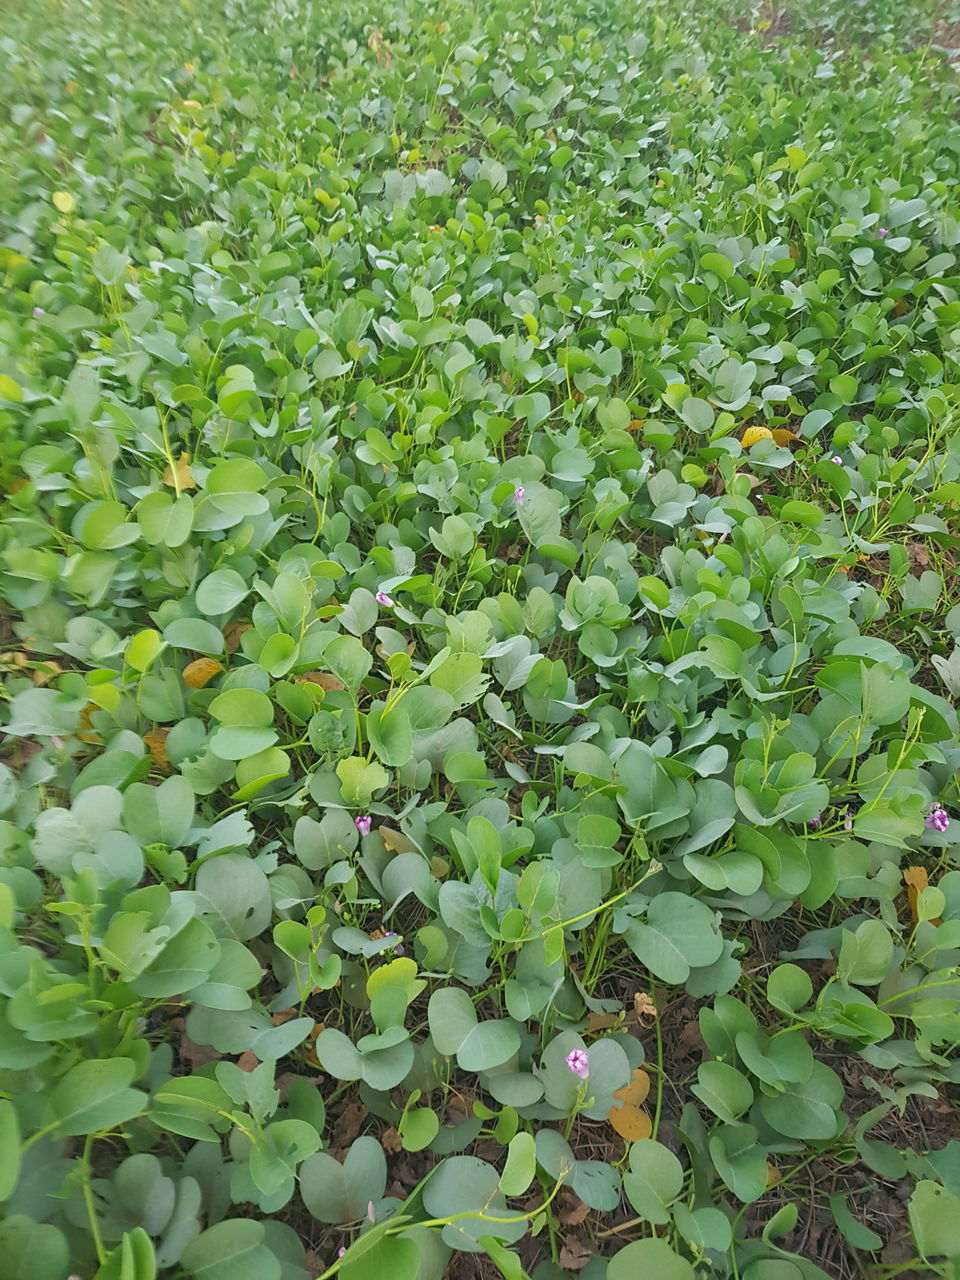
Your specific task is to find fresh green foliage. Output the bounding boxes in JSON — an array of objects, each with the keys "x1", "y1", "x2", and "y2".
[{"x1": 1, "y1": 0, "x2": 960, "y2": 1276}]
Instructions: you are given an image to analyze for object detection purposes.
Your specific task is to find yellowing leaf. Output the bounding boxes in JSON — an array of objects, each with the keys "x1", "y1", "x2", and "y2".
[
  {"x1": 182, "y1": 99, "x2": 202, "y2": 110},
  {"x1": 77, "y1": 703, "x2": 102, "y2": 745},
  {"x1": 52, "y1": 191, "x2": 76, "y2": 214},
  {"x1": 183, "y1": 657, "x2": 223, "y2": 689},
  {"x1": 607, "y1": 1068, "x2": 652, "y2": 1141},
  {"x1": 771, "y1": 428, "x2": 799, "y2": 446},
  {"x1": 741, "y1": 425, "x2": 774, "y2": 447},
  {"x1": 379, "y1": 827, "x2": 417, "y2": 855},
  {"x1": 144, "y1": 728, "x2": 170, "y2": 769},
  {"x1": 162, "y1": 454, "x2": 196, "y2": 490}
]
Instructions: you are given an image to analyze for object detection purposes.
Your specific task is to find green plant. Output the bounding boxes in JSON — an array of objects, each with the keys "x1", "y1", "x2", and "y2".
[{"x1": 1, "y1": 0, "x2": 960, "y2": 1276}]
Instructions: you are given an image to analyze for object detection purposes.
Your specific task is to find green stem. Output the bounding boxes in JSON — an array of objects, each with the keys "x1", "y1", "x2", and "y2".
[
  {"x1": 651, "y1": 994, "x2": 665, "y2": 1139},
  {"x1": 316, "y1": 1176, "x2": 566, "y2": 1279},
  {"x1": 81, "y1": 1133, "x2": 106, "y2": 1265}
]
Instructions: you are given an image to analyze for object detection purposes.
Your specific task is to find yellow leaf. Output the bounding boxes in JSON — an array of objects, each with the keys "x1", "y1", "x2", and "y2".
[
  {"x1": 182, "y1": 99, "x2": 202, "y2": 110},
  {"x1": 183, "y1": 657, "x2": 223, "y2": 689},
  {"x1": 162, "y1": 454, "x2": 196, "y2": 490},
  {"x1": 31, "y1": 660, "x2": 62, "y2": 687},
  {"x1": 607, "y1": 1068, "x2": 652, "y2": 1141},
  {"x1": 741, "y1": 425, "x2": 774, "y2": 447},
  {"x1": 771, "y1": 428, "x2": 799, "y2": 446},
  {"x1": 379, "y1": 827, "x2": 418, "y2": 855},
  {"x1": 77, "y1": 703, "x2": 102, "y2": 745},
  {"x1": 64, "y1": 80, "x2": 78, "y2": 94},
  {"x1": 52, "y1": 191, "x2": 76, "y2": 214},
  {"x1": 144, "y1": 728, "x2": 170, "y2": 769}
]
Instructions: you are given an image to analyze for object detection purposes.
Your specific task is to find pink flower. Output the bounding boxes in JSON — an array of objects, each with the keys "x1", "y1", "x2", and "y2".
[
  {"x1": 32, "y1": 306, "x2": 44, "y2": 318},
  {"x1": 926, "y1": 805, "x2": 950, "y2": 833},
  {"x1": 808, "y1": 814, "x2": 822, "y2": 829},
  {"x1": 514, "y1": 486, "x2": 525, "y2": 506},
  {"x1": 830, "y1": 455, "x2": 842, "y2": 465},
  {"x1": 565, "y1": 1048, "x2": 589, "y2": 1079},
  {"x1": 375, "y1": 590, "x2": 394, "y2": 607},
  {"x1": 355, "y1": 815, "x2": 372, "y2": 837},
  {"x1": 844, "y1": 808, "x2": 853, "y2": 832},
  {"x1": 337, "y1": 1247, "x2": 346, "y2": 1258},
  {"x1": 877, "y1": 227, "x2": 889, "y2": 238}
]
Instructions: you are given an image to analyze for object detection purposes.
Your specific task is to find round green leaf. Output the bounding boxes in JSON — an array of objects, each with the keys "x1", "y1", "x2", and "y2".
[{"x1": 608, "y1": 1238, "x2": 696, "y2": 1280}]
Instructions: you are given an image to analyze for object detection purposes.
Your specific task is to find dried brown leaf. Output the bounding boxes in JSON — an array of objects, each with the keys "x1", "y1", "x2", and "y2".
[
  {"x1": 331, "y1": 1099, "x2": 368, "y2": 1154},
  {"x1": 381, "y1": 1127, "x2": 404, "y2": 1153},
  {"x1": 172, "y1": 1017, "x2": 221, "y2": 1071},
  {"x1": 633, "y1": 991, "x2": 657, "y2": 1022},
  {"x1": 223, "y1": 621, "x2": 251, "y2": 654},
  {"x1": 586, "y1": 1011, "x2": 619, "y2": 1033},
  {"x1": 904, "y1": 865, "x2": 940, "y2": 924},
  {"x1": 908, "y1": 542, "x2": 930, "y2": 575},
  {"x1": 296, "y1": 671, "x2": 346, "y2": 691},
  {"x1": 559, "y1": 1192, "x2": 590, "y2": 1227},
  {"x1": 559, "y1": 1238, "x2": 593, "y2": 1271}
]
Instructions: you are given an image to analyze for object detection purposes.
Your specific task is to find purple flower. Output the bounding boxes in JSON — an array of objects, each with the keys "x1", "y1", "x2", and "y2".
[
  {"x1": 375, "y1": 590, "x2": 394, "y2": 607},
  {"x1": 808, "y1": 814, "x2": 822, "y2": 829},
  {"x1": 926, "y1": 804, "x2": 950, "y2": 833},
  {"x1": 877, "y1": 227, "x2": 889, "y2": 238},
  {"x1": 32, "y1": 306, "x2": 44, "y2": 318},
  {"x1": 514, "y1": 486, "x2": 525, "y2": 506},
  {"x1": 384, "y1": 931, "x2": 405, "y2": 955},
  {"x1": 355, "y1": 815, "x2": 372, "y2": 837},
  {"x1": 831, "y1": 455, "x2": 842, "y2": 465},
  {"x1": 844, "y1": 808, "x2": 853, "y2": 832},
  {"x1": 337, "y1": 1247, "x2": 346, "y2": 1258},
  {"x1": 565, "y1": 1048, "x2": 589, "y2": 1079}
]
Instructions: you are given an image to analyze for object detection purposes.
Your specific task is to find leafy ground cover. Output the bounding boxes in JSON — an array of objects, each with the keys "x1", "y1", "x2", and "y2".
[{"x1": 1, "y1": 0, "x2": 960, "y2": 1276}]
